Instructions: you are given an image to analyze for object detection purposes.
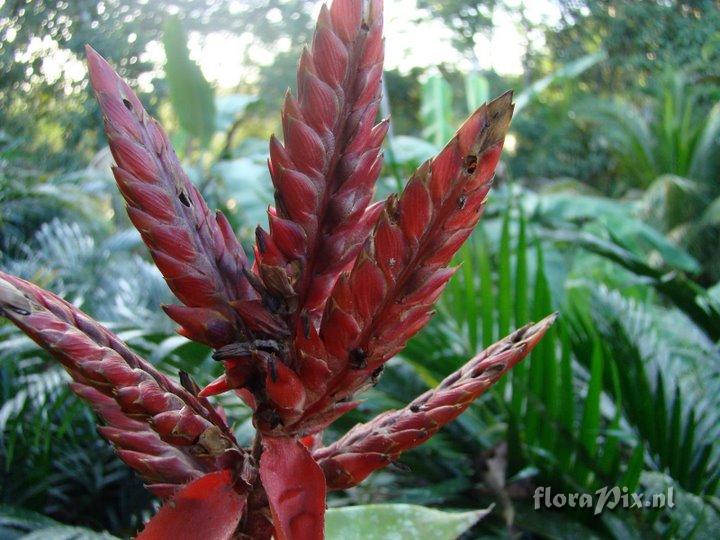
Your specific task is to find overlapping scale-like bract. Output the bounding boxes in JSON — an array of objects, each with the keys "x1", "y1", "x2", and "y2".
[
  {"x1": 303, "y1": 92, "x2": 514, "y2": 422},
  {"x1": 0, "y1": 272, "x2": 244, "y2": 497},
  {"x1": 259, "y1": 0, "x2": 386, "y2": 325},
  {"x1": 314, "y1": 315, "x2": 556, "y2": 489},
  {"x1": 86, "y1": 46, "x2": 279, "y2": 350},
  {"x1": 77, "y1": 384, "x2": 203, "y2": 499}
]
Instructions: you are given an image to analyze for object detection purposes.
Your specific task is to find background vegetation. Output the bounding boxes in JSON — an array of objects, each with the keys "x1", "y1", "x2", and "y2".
[{"x1": 1, "y1": 0, "x2": 719, "y2": 538}]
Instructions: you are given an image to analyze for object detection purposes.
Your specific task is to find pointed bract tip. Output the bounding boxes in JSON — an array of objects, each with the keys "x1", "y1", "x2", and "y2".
[
  {"x1": 495, "y1": 88, "x2": 514, "y2": 105},
  {"x1": 474, "y1": 313, "x2": 558, "y2": 376},
  {"x1": 485, "y1": 89, "x2": 514, "y2": 126},
  {"x1": 455, "y1": 90, "x2": 514, "y2": 155},
  {"x1": 534, "y1": 311, "x2": 559, "y2": 330},
  {"x1": 84, "y1": 44, "x2": 107, "y2": 71},
  {"x1": 199, "y1": 375, "x2": 231, "y2": 398},
  {"x1": 519, "y1": 311, "x2": 559, "y2": 342},
  {"x1": 84, "y1": 45, "x2": 119, "y2": 97}
]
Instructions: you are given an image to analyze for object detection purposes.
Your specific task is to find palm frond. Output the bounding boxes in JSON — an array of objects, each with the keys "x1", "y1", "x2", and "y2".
[{"x1": 567, "y1": 284, "x2": 720, "y2": 495}]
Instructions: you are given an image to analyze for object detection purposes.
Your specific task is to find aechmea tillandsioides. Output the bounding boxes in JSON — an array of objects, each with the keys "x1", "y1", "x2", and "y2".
[{"x1": 0, "y1": 0, "x2": 557, "y2": 538}]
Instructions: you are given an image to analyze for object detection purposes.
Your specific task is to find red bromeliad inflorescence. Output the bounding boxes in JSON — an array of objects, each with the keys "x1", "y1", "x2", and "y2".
[{"x1": 0, "y1": 0, "x2": 557, "y2": 538}]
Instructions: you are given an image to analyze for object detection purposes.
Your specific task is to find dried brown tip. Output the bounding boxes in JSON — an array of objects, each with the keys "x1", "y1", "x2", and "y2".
[
  {"x1": 0, "y1": 278, "x2": 32, "y2": 317},
  {"x1": 456, "y1": 90, "x2": 515, "y2": 156}
]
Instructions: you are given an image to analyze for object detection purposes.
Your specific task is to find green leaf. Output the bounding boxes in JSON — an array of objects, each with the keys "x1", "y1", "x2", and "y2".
[
  {"x1": 213, "y1": 153, "x2": 273, "y2": 227},
  {"x1": 460, "y1": 242, "x2": 478, "y2": 351},
  {"x1": 495, "y1": 208, "x2": 513, "y2": 397},
  {"x1": 478, "y1": 230, "x2": 495, "y2": 348},
  {"x1": 325, "y1": 504, "x2": 492, "y2": 540},
  {"x1": 621, "y1": 443, "x2": 645, "y2": 491},
  {"x1": 464, "y1": 72, "x2": 489, "y2": 114},
  {"x1": 535, "y1": 189, "x2": 701, "y2": 274},
  {"x1": 556, "y1": 323, "x2": 575, "y2": 471},
  {"x1": 498, "y1": 207, "x2": 512, "y2": 338},
  {"x1": 387, "y1": 136, "x2": 439, "y2": 166},
  {"x1": 667, "y1": 386, "x2": 682, "y2": 476},
  {"x1": 653, "y1": 372, "x2": 668, "y2": 464},
  {"x1": 21, "y1": 526, "x2": 120, "y2": 540},
  {"x1": 514, "y1": 505, "x2": 604, "y2": 540},
  {"x1": 0, "y1": 505, "x2": 58, "y2": 539},
  {"x1": 699, "y1": 194, "x2": 720, "y2": 227},
  {"x1": 545, "y1": 228, "x2": 720, "y2": 341},
  {"x1": 687, "y1": 443, "x2": 714, "y2": 493},
  {"x1": 678, "y1": 409, "x2": 696, "y2": 485},
  {"x1": 514, "y1": 51, "x2": 607, "y2": 114},
  {"x1": 605, "y1": 211, "x2": 700, "y2": 274},
  {"x1": 579, "y1": 338, "x2": 603, "y2": 457},
  {"x1": 215, "y1": 94, "x2": 258, "y2": 131},
  {"x1": 641, "y1": 472, "x2": 720, "y2": 540},
  {"x1": 514, "y1": 205, "x2": 529, "y2": 326},
  {"x1": 421, "y1": 75, "x2": 454, "y2": 147},
  {"x1": 688, "y1": 100, "x2": 720, "y2": 180},
  {"x1": 599, "y1": 359, "x2": 622, "y2": 479},
  {"x1": 525, "y1": 240, "x2": 553, "y2": 445},
  {"x1": 163, "y1": 16, "x2": 216, "y2": 146},
  {"x1": 510, "y1": 208, "x2": 529, "y2": 417}
]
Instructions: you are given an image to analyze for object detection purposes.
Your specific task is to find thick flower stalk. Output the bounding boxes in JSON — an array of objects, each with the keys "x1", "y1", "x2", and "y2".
[{"x1": 0, "y1": 0, "x2": 558, "y2": 538}]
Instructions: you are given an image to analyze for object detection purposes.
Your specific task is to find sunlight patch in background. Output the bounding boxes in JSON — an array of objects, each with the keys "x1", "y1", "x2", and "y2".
[
  {"x1": 0, "y1": 0, "x2": 560, "y2": 92},
  {"x1": 19, "y1": 0, "x2": 561, "y2": 92},
  {"x1": 189, "y1": 0, "x2": 561, "y2": 88}
]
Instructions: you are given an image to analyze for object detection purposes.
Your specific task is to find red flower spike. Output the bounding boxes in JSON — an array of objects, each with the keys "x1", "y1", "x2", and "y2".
[
  {"x1": 259, "y1": 436, "x2": 327, "y2": 540},
  {"x1": 314, "y1": 315, "x2": 557, "y2": 489},
  {"x1": 0, "y1": 1, "x2": 559, "y2": 538},
  {"x1": 136, "y1": 470, "x2": 247, "y2": 540},
  {"x1": 0, "y1": 272, "x2": 245, "y2": 495},
  {"x1": 261, "y1": 0, "x2": 386, "y2": 326},
  {"x1": 300, "y1": 91, "x2": 514, "y2": 425},
  {"x1": 85, "y1": 45, "x2": 277, "y2": 349}
]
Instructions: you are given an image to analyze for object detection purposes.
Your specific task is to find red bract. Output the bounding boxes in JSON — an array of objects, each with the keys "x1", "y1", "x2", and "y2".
[
  {"x1": 0, "y1": 0, "x2": 556, "y2": 538},
  {"x1": 136, "y1": 471, "x2": 247, "y2": 540}
]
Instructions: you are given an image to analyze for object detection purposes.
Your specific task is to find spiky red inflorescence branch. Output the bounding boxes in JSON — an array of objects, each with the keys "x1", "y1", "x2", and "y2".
[
  {"x1": 293, "y1": 92, "x2": 514, "y2": 428},
  {"x1": 259, "y1": 0, "x2": 387, "y2": 326},
  {"x1": 208, "y1": 0, "x2": 390, "y2": 433},
  {"x1": 0, "y1": 272, "x2": 246, "y2": 498},
  {"x1": 313, "y1": 315, "x2": 557, "y2": 489},
  {"x1": 86, "y1": 46, "x2": 277, "y2": 351}
]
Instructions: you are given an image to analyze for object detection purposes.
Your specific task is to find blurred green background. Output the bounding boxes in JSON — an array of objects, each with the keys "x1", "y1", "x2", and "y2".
[{"x1": 1, "y1": 0, "x2": 719, "y2": 538}]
